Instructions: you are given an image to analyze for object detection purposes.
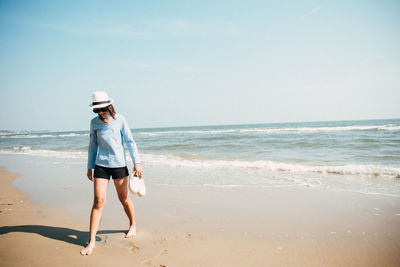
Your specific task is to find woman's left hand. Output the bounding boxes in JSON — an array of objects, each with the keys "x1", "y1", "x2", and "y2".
[{"x1": 133, "y1": 163, "x2": 143, "y2": 178}]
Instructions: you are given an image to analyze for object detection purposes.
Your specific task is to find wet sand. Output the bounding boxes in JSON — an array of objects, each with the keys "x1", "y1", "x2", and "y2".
[{"x1": 1, "y1": 166, "x2": 400, "y2": 266}]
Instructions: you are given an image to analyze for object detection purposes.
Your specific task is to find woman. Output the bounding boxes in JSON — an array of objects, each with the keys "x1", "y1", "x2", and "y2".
[{"x1": 80, "y1": 91, "x2": 143, "y2": 256}]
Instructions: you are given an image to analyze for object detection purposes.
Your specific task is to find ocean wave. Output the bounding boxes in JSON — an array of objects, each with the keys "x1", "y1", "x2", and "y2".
[
  {"x1": 141, "y1": 154, "x2": 400, "y2": 178},
  {"x1": 1, "y1": 148, "x2": 399, "y2": 178},
  {"x1": 0, "y1": 130, "x2": 32, "y2": 136},
  {"x1": 58, "y1": 133, "x2": 88, "y2": 137},
  {"x1": 2, "y1": 124, "x2": 399, "y2": 139},
  {"x1": 0, "y1": 133, "x2": 89, "y2": 139},
  {"x1": 238, "y1": 125, "x2": 400, "y2": 133},
  {"x1": 136, "y1": 124, "x2": 400, "y2": 136},
  {"x1": 170, "y1": 153, "x2": 209, "y2": 160},
  {"x1": 0, "y1": 147, "x2": 87, "y2": 159}
]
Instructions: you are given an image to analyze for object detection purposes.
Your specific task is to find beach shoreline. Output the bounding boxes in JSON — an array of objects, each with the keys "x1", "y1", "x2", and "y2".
[{"x1": 1, "y1": 165, "x2": 400, "y2": 266}]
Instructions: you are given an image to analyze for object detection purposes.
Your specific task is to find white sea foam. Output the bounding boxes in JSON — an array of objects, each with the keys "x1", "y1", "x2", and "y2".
[
  {"x1": 1, "y1": 147, "x2": 398, "y2": 178},
  {"x1": 0, "y1": 147, "x2": 87, "y2": 159},
  {"x1": 12, "y1": 146, "x2": 32, "y2": 151},
  {"x1": 0, "y1": 130, "x2": 31, "y2": 136},
  {"x1": 58, "y1": 133, "x2": 88, "y2": 137}
]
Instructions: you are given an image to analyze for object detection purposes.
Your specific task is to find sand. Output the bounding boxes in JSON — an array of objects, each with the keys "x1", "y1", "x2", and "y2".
[{"x1": 1, "y1": 166, "x2": 400, "y2": 266}]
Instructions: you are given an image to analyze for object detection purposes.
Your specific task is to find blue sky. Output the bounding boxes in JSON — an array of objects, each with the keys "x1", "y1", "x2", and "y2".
[{"x1": 0, "y1": 0, "x2": 399, "y2": 131}]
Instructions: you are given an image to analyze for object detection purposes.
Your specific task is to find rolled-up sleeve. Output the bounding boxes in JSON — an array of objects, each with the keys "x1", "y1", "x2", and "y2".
[
  {"x1": 121, "y1": 117, "x2": 141, "y2": 164},
  {"x1": 87, "y1": 121, "x2": 98, "y2": 169}
]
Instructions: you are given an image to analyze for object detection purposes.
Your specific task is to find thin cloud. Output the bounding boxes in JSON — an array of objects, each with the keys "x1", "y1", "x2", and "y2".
[
  {"x1": 301, "y1": 6, "x2": 321, "y2": 19},
  {"x1": 120, "y1": 59, "x2": 205, "y2": 73},
  {"x1": 44, "y1": 22, "x2": 150, "y2": 39},
  {"x1": 1, "y1": 14, "x2": 150, "y2": 39},
  {"x1": 1, "y1": 14, "x2": 244, "y2": 39},
  {"x1": 162, "y1": 19, "x2": 245, "y2": 37}
]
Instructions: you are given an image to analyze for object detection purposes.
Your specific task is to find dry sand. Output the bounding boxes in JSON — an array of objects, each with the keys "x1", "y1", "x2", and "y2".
[{"x1": 1, "y1": 166, "x2": 400, "y2": 266}]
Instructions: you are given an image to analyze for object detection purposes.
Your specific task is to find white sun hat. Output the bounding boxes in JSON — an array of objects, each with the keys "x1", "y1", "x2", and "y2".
[{"x1": 89, "y1": 91, "x2": 114, "y2": 109}]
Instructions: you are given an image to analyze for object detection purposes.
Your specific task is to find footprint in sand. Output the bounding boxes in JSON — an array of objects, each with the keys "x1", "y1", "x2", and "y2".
[
  {"x1": 161, "y1": 249, "x2": 168, "y2": 255},
  {"x1": 129, "y1": 244, "x2": 140, "y2": 253},
  {"x1": 0, "y1": 202, "x2": 14, "y2": 206},
  {"x1": 96, "y1": 235, "x2": 109, "y2": 247},
  {"x1": 156, "y1": 238, "x2": 167, "y2": 244},
  {"x1": 140, "y1": 259, "x2": 152, "y2": 266}
]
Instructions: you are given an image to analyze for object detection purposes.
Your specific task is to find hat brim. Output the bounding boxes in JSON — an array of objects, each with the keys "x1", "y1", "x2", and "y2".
[{"x1": 89, "y1": 99, "x2": 114, "y2": 109}]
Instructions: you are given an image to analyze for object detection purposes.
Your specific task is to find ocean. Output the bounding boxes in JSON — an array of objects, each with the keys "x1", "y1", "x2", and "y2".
[{"x1": 1, "y1": 118, "x2": 400, "y2": 197}]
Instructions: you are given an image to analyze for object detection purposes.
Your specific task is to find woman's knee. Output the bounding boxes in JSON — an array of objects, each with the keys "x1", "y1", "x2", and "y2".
[
  {"x1": 118, "y1": 195, "x2": 131, "y2": 206},
  {"x1": 93, "y1": 197, "x2": 106, "y2": 209}
]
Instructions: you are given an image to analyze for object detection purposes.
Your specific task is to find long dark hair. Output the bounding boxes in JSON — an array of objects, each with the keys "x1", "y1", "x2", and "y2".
[{"x1": 99, "y1": 104, "x2": 116, "y2": 122}]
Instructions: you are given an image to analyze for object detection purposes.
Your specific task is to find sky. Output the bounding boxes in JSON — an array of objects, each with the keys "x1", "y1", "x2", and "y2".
[{"x1": 0, "y1": 0, "x2": 399, "y2": 131}]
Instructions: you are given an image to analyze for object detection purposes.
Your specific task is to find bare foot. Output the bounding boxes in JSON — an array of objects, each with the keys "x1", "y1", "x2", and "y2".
[
  {"x1": 126, "y1": 225, "x2": 136, "y2": 238},
  {"x1": 80, "y1": 242, "x2": 95, "y2": 256}
]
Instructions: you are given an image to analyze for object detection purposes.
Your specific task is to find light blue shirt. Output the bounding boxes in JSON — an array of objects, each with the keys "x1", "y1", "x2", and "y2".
[{"x1": 87, "y1": 113, "x2": 140, "y2": 169}]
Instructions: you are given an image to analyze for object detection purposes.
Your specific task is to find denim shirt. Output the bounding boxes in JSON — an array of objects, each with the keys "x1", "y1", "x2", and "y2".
[{"x1": 87, "y1": 113, "x2": 140, "y2": 169}]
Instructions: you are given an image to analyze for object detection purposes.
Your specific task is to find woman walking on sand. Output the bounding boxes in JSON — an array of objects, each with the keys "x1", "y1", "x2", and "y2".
[{"x1": 81, "y1": 91, "x2": 143, "y2": 256}]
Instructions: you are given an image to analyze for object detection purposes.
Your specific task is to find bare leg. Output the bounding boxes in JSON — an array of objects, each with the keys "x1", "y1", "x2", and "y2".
[
  {"x1": 80, "y1": 178, "x2": 109, "y2": 255},
  {"x1": 114, "y1": 177, "x2": 136, "y2": 238}
]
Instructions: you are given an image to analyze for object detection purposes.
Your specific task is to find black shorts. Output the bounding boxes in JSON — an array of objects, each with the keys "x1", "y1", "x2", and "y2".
[{"x1": 94, "y1": 165, "x2": 129, "y2": 180}]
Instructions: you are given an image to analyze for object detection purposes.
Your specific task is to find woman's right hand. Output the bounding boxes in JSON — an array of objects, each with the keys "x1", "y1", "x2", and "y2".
[{"x1": 87, "y1": 169, "x2": 93, "y2": 181}]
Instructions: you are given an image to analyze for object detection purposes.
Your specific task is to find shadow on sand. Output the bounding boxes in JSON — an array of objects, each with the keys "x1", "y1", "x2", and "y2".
[{"x1": 0, "y1": 225, "x2": 126, "y2": 246}]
